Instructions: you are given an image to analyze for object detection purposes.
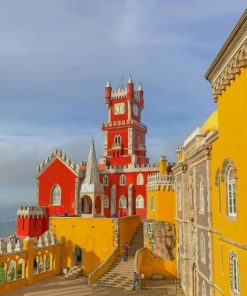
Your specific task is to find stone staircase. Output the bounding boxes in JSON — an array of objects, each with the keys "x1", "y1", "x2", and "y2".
[
  {"x1": 64, "y1": 265, "x2": 82, "y2": 279},
  {"x1": 95, "y1": 222, "x2": 144, "y2": 290}
]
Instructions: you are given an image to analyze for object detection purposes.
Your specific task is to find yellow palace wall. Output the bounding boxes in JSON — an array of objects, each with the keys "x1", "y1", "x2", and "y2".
[
  {"x1": 50, "y1": 215, "x2": 141, "y2": 275},
  {"x1": 210, "y1": 67, "x2": 247, "y2": 295}
]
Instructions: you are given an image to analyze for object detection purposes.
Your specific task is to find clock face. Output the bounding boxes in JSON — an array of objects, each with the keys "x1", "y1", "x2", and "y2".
[
  {"x1": 114, "y1": 103, "x2": 125, "y2": 115},
  {"x1": 133, "y1": 104, "x2": 139, "y2": 116}
]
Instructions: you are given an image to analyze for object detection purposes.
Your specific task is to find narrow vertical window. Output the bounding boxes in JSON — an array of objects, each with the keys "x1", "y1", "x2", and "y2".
[
  {"x1": 226, "y1": 167, "x2": 237, "y2": 217},
  {"x1": 51, "y1": 185, "x2": 61, "y2": 205}
]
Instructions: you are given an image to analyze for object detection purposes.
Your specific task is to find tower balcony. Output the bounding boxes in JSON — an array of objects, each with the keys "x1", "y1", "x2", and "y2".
[{"x1": 147, "y1": 173, "x2": 174, "y2": 186}]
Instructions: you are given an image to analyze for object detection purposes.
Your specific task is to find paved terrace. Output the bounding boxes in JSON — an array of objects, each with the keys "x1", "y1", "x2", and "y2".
[{"x1": 6, "y1": 276, "x2": 184, "y2": 296}]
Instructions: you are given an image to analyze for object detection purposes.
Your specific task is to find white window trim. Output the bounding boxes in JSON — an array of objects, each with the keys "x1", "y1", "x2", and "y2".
[
  {"x1": 136, "y1": 195, "x2": 144, "y2": 209},
  {"x1": 137, "y1": 173, "x2": 144, "y2": 185},
  {"x1": 226, "y1": 166, "x2": 237, "y2": 217},
  {"x1": 230, "y1": 251, "x2": 240, "y2": 294},
  {"x1": 103, "y1": 175, "x2": 109, "y2": 186},
  {"x1": 119, "y1": 195, "x2": 127, "y2": 209},
  {"x1": 51, "y1": 184, "x2": 61, "y2": 206},
  {"x1": 120, "y1": 174, "x2": 126, "y2": 186}
]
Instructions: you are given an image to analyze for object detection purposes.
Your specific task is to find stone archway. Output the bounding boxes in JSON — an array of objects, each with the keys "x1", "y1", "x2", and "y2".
[{"x1": 81, "y1": 195, "x2": 92, "y2": 214}]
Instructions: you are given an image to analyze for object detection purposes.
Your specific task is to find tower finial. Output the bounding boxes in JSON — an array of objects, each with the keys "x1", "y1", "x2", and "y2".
[
  {"x1": 138, "y1": 82, "x2": 143, "y2": 91},
  {"x1": 106, "y1": 80, "x2": 111, "y2": 88},
  {"x1": 128, "y1": 75, "x2": 133, "y2": 84}
]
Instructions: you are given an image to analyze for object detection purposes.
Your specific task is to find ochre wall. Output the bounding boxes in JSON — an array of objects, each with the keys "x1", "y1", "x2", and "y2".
[
  {"x1": 0, "y1": 240, "x2": 61, "y2": 295},
  {"x1": 147, "y1": 189, "x2": 175, "y2": 223},
  {"x1": 118, "y1": 215, "x2": 141, "y2": 255},
  {"x1": 50, "y1": 217, "x2": 115, "y2": 275},
  {"x1": 138, "y1": 248, "x2": 176, "y2": 279},
  {"x1": 210, "y1": 67, "x2": 247, "y2": 295}
]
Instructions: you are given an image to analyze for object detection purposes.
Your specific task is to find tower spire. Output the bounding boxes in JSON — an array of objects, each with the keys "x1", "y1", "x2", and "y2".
[{"x1": 83, "y1": 139, "x2": 100, "y2": 185}]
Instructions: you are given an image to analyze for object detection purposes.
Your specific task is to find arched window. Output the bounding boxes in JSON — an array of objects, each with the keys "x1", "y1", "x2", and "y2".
[
  {"x1": 103, "y1": 175, "x2": 109, "y2": 186},
  {"x1": 51, "y1": 185, "x2": 61, "y2": 206},
  {"x1": 7, "y1": 260, "x2": 15, "y2": 282},
  {"x1": 137, "y1": 173, "x2": 144, "y2": 185},
  {"x1": 151, "y1": 196, "x2": 155, "y2": 211},
  {"x1": 104, "y1": 196, "x2": 109, "y2": 208},
  {"x1": 200, "y1": 233, "x2": 206, "y2": 264},
  {"x1": 120, "y1": 174, "x2": 126, "y2": 186},
  {"x1": 199, "y1": 179, "x2": 205, "y2": 213},
  {"x1": 136, "y1": 195, "x2": 144, "y2": 209},
  {"x1": 201, "y1": 280, "x2": 206, "y2": 296},
  {"x1": 16, "y1": 258, "x2": 24, "y2": 279},
  {"x1": 114, "y1": 135, "x2": 121, "y2": 145},
  {"x1": 119, "y1": 196, "x2": 127, "y2": 208},
  {"x1": 226, "y1": 166, "x2": 237, "y2": 217},
  {"x1": 230, "y1": 251, "x2": 240, "y2": 293}
]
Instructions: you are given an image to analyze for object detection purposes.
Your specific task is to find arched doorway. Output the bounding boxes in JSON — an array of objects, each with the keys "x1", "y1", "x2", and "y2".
[
  {"x1": 81, "y1": 195, "x2": 92, "y2": 214},
  {"x1": 74, "y1": 247, "x2": 83, "y2": 267}
]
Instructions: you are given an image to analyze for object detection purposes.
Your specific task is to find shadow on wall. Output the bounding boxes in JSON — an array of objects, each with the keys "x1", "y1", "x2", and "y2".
[{"x1": 60, "y1": 236, "x2": 100, "y2": 275}]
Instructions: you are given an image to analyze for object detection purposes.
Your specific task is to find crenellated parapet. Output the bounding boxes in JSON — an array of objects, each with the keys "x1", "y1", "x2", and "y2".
[
  {"x1": 147, "y1": 172, "x2": 175, "y2": 192},
  {"x1": 102, "y1": 119, "x2": 147, "y2": 132},
  {"x1": 35, "y1": 148, "x2": 82, "y2": 177},
  {"x1": 0, "y1": 238, "x2": 24, "y2": 254},
  {"x1": 100, "y1": 162, "x2": 159, "y2": 174},
  {"x1": 17, "y1": 206, "x2": 47, "y2": 218}
]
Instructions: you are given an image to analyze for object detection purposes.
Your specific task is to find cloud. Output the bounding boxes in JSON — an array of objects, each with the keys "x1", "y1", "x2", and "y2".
[{"x1": 0, "y1": 1, "x2": 246, "y2": 203}]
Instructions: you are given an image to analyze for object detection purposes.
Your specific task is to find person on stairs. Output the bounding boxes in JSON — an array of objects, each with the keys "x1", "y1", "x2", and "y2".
[
  {"x1": 133, "y1": 272, "x2": 139, "y2": 290},
  {"x1": 122, "y1": 241, "x2": 129, "y2": 261}
]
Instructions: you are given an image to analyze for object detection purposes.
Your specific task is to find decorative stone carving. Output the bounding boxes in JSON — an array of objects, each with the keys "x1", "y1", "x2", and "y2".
[
  {"x1": 7, "y1": 240, "x2": 15, "y2": 253},
  {"x1": 15, "y1": 239, "x2": 23, "y2": 252}
]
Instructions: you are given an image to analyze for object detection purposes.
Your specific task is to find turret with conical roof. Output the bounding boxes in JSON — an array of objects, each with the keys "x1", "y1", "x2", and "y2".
[{"x1": 80, "y1": 140, "x2": 104, "y2": 217}]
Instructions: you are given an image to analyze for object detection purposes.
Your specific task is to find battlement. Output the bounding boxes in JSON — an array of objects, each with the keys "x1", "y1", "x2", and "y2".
[
  {"x1": 17, "y1": 206, "x2": 47, "y2": 218},
  {"x1": 36, "y1": 148, "x2": 81, "y2": 176},
  {"x1": 0, "y1": 231, "x2": 58, "y2": 255},
  {"x1": 100, "y1": 162, "x2": 159, "y2": 174},
  {"x1": 102, "y1": 119, "x2": 147, "y2": 131}
]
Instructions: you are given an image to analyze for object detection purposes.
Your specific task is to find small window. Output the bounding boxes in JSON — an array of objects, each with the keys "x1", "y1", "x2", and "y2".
[
  {"x1": 119, "y1": 196, "x2": 127, "y2": 208},
  {"x1": 199, "y1": 179, "x2": 205, "y2": 213},
  {"x1": 104, "y1": 196, "x2": 109, "y2": 208},
  {"x1": 103, "y1": 175, "x2": 109, "y2": 186},
  {"x1": 230, "y1": 251, "x2": 240, "y2": 294},
  {"x1": 136, "y1": 195, "x2": 144, "y2": 209},
  {"x1": 226, "y1": 166, "x2": 237, "y2": 217},
  {"x1": 137, "y1": 173, "x2": 144, "y2": 185},
  {"x1": 120, "y1": 174, "x2": 126, "y2": 186},
  {"x1": 200, "y1": 233, "x2": 206, "y2": 264},
  {"x1": 51, "y1": 185, "x2": 61, "y2": 206},
  {"x1": 151, "y1": 196, "x2": 155, "y2": 211}
]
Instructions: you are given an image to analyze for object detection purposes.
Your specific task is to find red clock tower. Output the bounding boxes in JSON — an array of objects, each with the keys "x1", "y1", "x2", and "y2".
[{"x1": 100, "y1": 76, "x2": 148, "y2": 166}]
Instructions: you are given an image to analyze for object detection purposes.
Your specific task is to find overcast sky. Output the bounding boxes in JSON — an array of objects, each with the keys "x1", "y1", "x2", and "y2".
[{"x1": 0, "y1": 1, "x2": 246, "y2": 204}]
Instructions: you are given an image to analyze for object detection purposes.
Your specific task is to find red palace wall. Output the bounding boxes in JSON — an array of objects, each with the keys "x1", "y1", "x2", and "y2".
[
  {"x1": 17, "y1": 215, "x2": 48, "y2": 238},
  {"x1": 100, "y1": 170, "x2": 155, "y2": 221},
  {"x1": 38, "y1": 159, "x2": 77, "y2": 216}
]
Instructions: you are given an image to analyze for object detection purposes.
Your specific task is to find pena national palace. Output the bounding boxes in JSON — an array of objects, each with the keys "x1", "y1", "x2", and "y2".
[{"x1": 1, "y1": 9, "x2": 247, "y2": 296}]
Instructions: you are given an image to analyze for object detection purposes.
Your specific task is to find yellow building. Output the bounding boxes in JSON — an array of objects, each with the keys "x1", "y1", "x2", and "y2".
[
  {"x1": 141, "y1": 156, "x2": 176, "y2": 278},
  {"x1": 206, "y1": 9, "x2": 247, "y2": 296}
]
